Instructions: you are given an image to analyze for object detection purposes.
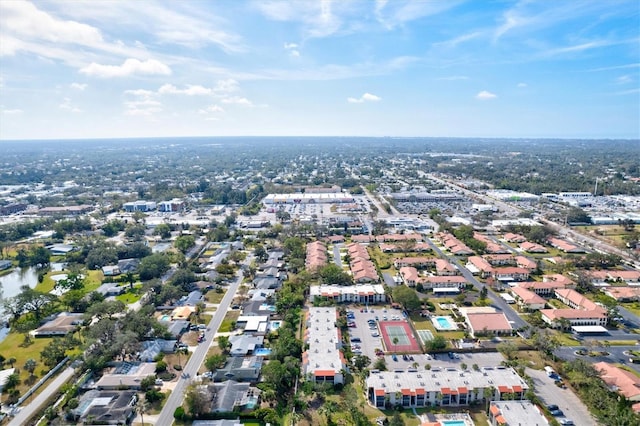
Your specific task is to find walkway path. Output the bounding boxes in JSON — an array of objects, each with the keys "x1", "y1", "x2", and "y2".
[{"x1": 8, "y1": 366, "x2": 76, "y2": 426}]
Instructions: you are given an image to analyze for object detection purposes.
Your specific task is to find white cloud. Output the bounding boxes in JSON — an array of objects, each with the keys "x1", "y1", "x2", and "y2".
[
  {"x1": 0, "y1": 1, "x2": 103, "y2": 48},
  {"x1": 476, "y1": 90, "x2": 497, "y2": 100},
  {"x1": 517, "y1": 82, "x2": 527, "y2": 87},
  {"x1": 284, "y1": 41, "x2": 300, "y2": 57},
  {"x1": 80, "y1": 58, "x2": 171, "y2": 78},
  {"x1": 616, "y1": 75, "x2": 633, "y2": 85},
  {"x1": 198, "y1": 104, "x2": 225, "y2": 120},
  {"x1": 1, "y1": 107, "x2": 23, "y2": 114},
  {"x1": 214, "y1": 79, "x2": 239, "y2": 92},
  {"x1": 70, "y1": 82, "x2": 87, "y2": 90},
  {"x1": 59, "y1": 97, "x2": 81, "y2": 112},
  {"x1": 124, "y1": 89, "x2": 155, "y2": 97},
  {"x1": 347, "y1": 92, "x2": 381, "y2": 103},
  {"x1": 221, "y1": 96, "x2": 254, "y2": 106},
  {"x1": 159, "y1": 84, "x2": 212, "y2": 96}
]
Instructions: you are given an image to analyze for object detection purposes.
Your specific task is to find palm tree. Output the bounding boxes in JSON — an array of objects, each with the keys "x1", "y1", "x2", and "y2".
[
  {"x1": 24, "y1": 359, "x2": 37, "y2": 377},
  {"x1": 137, "y1": 397, "x2": 149, "y2": 426},
  {"x1": 7, "y1": 357, "x2": 16, "y2": 368}
]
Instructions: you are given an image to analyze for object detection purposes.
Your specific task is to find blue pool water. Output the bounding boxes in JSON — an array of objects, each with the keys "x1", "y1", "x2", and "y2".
[
  {"x1": 433, "y1": 316, "x2": 457, "y2": 330},
  {"x1": 254, "y1": 348, "x2": 272, "y2": 356},
  {"x1": 160, "y1": 314, "x2": 171, "y2": 321},
  {"x1": 270, "y1": 321, "x2": 281, "y2": 330},
  {"x1": 442, "y1": 421, "x2": 465, "y2": 426}
]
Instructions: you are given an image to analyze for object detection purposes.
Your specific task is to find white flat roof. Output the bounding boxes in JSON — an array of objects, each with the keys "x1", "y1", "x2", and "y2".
[
  {"x1": 571, "y1": 325, "x2": 608, "y2": 333},
  {"x1": 433, "y1": 287, "x2": 461, "y2": 293}
]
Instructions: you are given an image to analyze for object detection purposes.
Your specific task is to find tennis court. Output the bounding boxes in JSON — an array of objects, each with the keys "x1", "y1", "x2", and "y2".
[
  {"x1": 417, "y1": 329, "x2": 434, "y2": 345},
  {"x1": 379, "y1": 320, "x2": 421, "y2": 353}
]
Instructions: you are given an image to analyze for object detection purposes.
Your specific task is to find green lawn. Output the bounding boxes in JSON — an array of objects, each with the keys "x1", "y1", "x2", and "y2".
[
  {"x1": 0, "y1": 333, "x2": 60, "y2": 405},
  {"x1": 116, "y1": 291, "x2": 142, "y2": 304},
  {"x1": 206, "y1": 289, "x2": 227, "y2": 304},
  {"x1": 35, "y1": 269, "x2": 104, "y2": 293},
  {"x1": 219, "y1": 311, "x2": 240, "y2": 332}
]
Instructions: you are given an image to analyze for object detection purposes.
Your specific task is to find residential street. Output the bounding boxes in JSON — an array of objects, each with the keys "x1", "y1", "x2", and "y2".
[{"x1": 154, "y1": 265, "x2": 245, "y2": 425}]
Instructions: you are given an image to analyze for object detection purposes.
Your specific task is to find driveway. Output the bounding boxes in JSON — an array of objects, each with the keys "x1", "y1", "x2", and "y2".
[
  {"x1": 555, "y1": 345, "x2": 640, "y2": 374},
  {"x1": 526, "y1": 368, "x2": 598, "y2": 426}
]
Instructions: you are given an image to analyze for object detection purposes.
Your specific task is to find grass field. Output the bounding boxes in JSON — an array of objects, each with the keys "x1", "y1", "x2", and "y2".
[
  {"x1": 219, "y1": 311, "x2": 240, "y2": 332},
  {"x1": 0, "y1": 333, "x2": 61, "y2": 405}
]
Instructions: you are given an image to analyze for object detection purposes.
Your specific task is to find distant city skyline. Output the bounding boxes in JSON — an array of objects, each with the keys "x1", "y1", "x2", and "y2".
[{"x1": 1, "y1": 0, "x2": 639, "y2": 140}]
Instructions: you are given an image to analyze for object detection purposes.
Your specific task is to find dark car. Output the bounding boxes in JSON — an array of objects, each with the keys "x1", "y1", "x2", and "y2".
[
  {"x1": 448, "y1": 352, "x2": 454, "y2": 359},
  {"x1": 547, "y1": 404, "x2": 559, "y2": 412},
  {"x1": 550, "y1": 409, "x2": 564, "y2": 417},
  {"x1": 392, "y1": 354, "x2": 398, "y2": 361}
]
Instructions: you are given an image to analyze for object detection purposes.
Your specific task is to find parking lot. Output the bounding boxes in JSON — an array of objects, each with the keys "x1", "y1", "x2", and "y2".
[
  {"x1": 383, "y1": 351, "x2": 506, "y2": 370},
  {"x1": 346, "y1": 305, "x2": 405, "y2": 364},
  {"x1": 527, "y1": 368, "x2": 597, "y2": 426}
]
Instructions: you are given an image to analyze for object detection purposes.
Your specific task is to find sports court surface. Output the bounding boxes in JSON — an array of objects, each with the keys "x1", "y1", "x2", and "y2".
[{"x1": 379, "y1": 320, "x2": 421, "y2": 353}]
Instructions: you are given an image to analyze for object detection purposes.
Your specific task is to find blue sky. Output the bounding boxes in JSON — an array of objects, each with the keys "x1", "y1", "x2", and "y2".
[{"x1": 1, "y1": 0, "x2": 638, "y2": 140}]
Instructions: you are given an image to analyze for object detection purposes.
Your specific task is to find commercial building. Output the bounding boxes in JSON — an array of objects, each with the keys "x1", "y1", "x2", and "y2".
[
  {"x1": 123, "y1": 201, "x2": 157, "y2": 212},
  {"x1": 366, "y1": 366, "x2": 528, "y2": 408},
  {"x1": 263, "y1": 193, "x2": 355, "y2": 204},
  {"x1": 302, "y1": 307, "x2": 346, "y2": 386}
]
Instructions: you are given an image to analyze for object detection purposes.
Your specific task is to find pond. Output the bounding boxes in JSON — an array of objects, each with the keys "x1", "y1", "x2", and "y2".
[{"x1": 0, "y1": 266, "x2": 39, "y2": 299}]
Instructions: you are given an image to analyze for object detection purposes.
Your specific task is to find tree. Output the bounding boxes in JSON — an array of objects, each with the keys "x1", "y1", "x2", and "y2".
[
  {"x1": 174, "y1": 235, "x2": 195, "y2": 253},
  {"x1": 185, "y1": 384, "x2": 209, "y2": 417},
  {"x1": 205, "y1": 354, "x2": 226, "y2": 372},
  {"x1": 4, "y1": 373, "x2": 20, "y2": 390},
  {"x1": 391, "y1": 286, "x2": 421, "y2": 312},
  {"x1": 389, "y1": 412, "x2": 406, "y2": 426},
  {"x1": 531, "y1": 329, "x2": 560, "y2": 358},
  {"x1": 138, "y1": 253, "x2": 170, "y2": 280},
  {"x1": 373, "y1": 357, "x2": 387, "y2": 371},
  {"x1": 154, "y1": 223, "x2": 171, "y2": 240},
  {"x1": 137, "y1": 397, "x2": 149, "y2": 426},
  {"x1": 353, "y1": 355, "x2": 371, "y2": 371},
  {"x1": 497, "y1": 341, "x2": 518, "y2": 361},
  {"x1": 7, "y1": 357, "x2": 16, "y2": 368},
  {"x1": 319, "y1": 263, "x2": 353, "y2": 285},
  {"x1": 427, "y1": 335, "x2": 447, "y2": 350},
  {"x1": 479, "y1": 286, "x2": 488, "y2": 301},
  {"x1": 55, "y1": 271, "x2": 86, "y2": 291},
  {"x1": 217, "y1": 335, "x2": 230, "y2": 353}
]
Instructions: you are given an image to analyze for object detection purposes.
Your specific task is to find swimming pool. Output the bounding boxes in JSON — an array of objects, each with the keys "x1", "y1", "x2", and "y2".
[
  {"x1": 441, "y1": 421, "x2": 466, "y2": 426},
  {"x1": 270, "y1": 321, "x2": 281, "y2": 330},
  {"x1": 432, "y1": 315, "x2": 457, "y2": 331},
  {"x1": 160, "y1": 314, "x2": 171, "y2": 322},
  {"x1": 254, "y1": 348, "x2": 272, "y2": 357}
]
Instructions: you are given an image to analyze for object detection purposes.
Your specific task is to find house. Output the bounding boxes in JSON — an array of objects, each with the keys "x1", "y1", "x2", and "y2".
[
  {"x1": 253, "y1": 276, "x2": 281, "y2": 290},
  {"x1": 228, "y1": 335, "x2": 264, "y2": 357},
  {"x1": 399, "y1": 266, "x2": 420, "y2": 286},
  {"x1": 117, "y1": 258, "x2": 140, "y2": 273},
  {"x1": 554, "y1": 288, "x2": 604, "y2": 312},
  {"x1": 465, "y1": 313, "x2": 513, "y2": 337},
  {"x1": 483, "y1": 254, "x2": 515, "y2": 266},
  {"x1": 213, "y1": 356, "x2": 263, "y2": 382},
  {"x1": 540, "y1": 309, "x2": 608, "y2": 329},
  {"x1": 366, "y1": 366, "x2": 528, "y2": 408},
  {"x1": 421, "y1": 276, "x2": 468, "y2": 290},
  {"x1": 192, "y1": 420, "x2": 242, "y2": 426},
  {"x1": 594, "y1": 362, "x2": 640, "y2": 402},
  {"x1": 603, "y1": 286, "x2": 640, "y2": 302},
  {"x1": 95, "y1": 362, "x2": 157, "y2": 390},
  {"x1": 207, "y1": 380, "x2": 261, "y2": 413},
  {"x1": 394, "y1": 257, "x2": 435, "y2": 269},
  {"x1": 489, "y1": 400, "x2": 549, "y2": 426},
  {"x1": 236, "y1": 316, "x2": 269, "y2": 334},
  {"x1": 547, "y1": 237, "x2": 585, "y2": 253},
  {"x1": 519, "y1": 281, "x2": 567, "y2": 297},
  {"x1": 182, "y1": 290, "x2": 203, "y2": 306},
  {"x1": 163, "y1": 320, "x2": 190, "y2": 338},
  {"x1": 139, "y1": 339, "x2": 177, "y2": 362},
  {"x1": 71, "y1": 390, "x2": 137, "y2": 425},
  {"x1": 515, "y1": 256, "x2": 537, "y2": 270},
  {"x1": 46, "y1": 243, "x2": 76, "y2": 255},
  {"x1": 95, "y1": 282, "x2": 126, "y2": 297},
  {"x1": 171, "y1": 305, "x2": 196, "y2": 320},
  {"x1": 519, "y1": 242, "x2": 548, "y2": 253},
  {"x1": 101, "y1": 265, "x2": 120, "y2": 276},
  {"x1": 306, "y1": 241, "x2": 327, "y2": 271},
  {"x1": 33, "y1": 312, "x2": 84, "y2": 337},
  {"x1": 503, "y1": 233, "x2": 527, "y2": 243},
  {"x1": 466, "y1": 256, "x2": 494, "y2": 278},
  {"x1": 492, "y1": 267, "x2": 530, "y2": 282},
  {"x1": 510, "y1": 286, "x2": 546, "y2": 311},
  {"x1": 241, "y1": 301, "x2": 276, "y2": 316}
]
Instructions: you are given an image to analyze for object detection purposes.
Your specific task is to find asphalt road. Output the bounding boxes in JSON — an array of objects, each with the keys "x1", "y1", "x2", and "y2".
[
  {"x1": 155, "y1": 266, "x2": 244, "y2": 425},
  {"x1": 555, "y1": 345, "x2": 640, "y2": 374},
  {"x1": 526, "y1": 367, "x2": 598, "y2": 426},
  {"x1": 332, "y1": 243, "x2": 343, "y2": 267},
  {"x1": 424, "y1": 239, "x2": 528, "y2": 332},
  {"x1": 8, "y1": 366, "x2": 76, "y2": 426}
]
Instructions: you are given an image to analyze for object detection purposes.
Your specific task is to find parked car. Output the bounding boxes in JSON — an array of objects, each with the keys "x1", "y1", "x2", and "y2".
[
  {"x1": 392, "y1": 354, "x2": 398, "y2": 361},
  {"x1": 550, "y1": 409, "x2": 564, "y2": 417},
  {"x1": 546, "y1": 404, "x2": 559, "y2": 412}
]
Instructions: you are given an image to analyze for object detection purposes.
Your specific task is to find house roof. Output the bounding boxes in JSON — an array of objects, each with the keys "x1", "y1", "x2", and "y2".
[
  {"x1": 466, "y1": 313, "x2": 512, "y2": 332},
  {"x1": 511, "y1": 286, "x2": 546, "y2": 305},
  {"x1": 594, "y1": 362, "x2": 640, "y2": 401}
]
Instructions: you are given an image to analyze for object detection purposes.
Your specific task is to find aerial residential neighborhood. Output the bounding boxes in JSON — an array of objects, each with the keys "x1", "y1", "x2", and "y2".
[{"x1": 0, "y1": 138, "x2": 638, "y2": 426}]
